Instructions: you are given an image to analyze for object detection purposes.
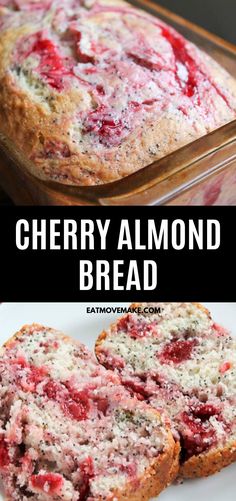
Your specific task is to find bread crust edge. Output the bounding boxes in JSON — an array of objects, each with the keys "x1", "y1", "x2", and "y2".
[
  {"x1": 2, "y1": 323, "x2": 180, "y2": 501},
  {"x1": 95, "y1": 302, "x2": 236, "y2": 479},
  {"x1": 180, "y1": 440, "x2": 236, "y2": 478},
  {"x1": 111, "y1": 440, "x2": 180, "y2": 501}
]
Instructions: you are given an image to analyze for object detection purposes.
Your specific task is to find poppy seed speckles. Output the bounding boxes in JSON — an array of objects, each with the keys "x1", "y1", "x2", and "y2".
[
  {"x1": 96, "y1": 303, "x2": 236, "y2": 473},
  {"x1": 1, "y1": 0, "x2": 236, "y2": 185},
  {"x1": 0, "y1": 324, "x2": 175, "y2": 501}
]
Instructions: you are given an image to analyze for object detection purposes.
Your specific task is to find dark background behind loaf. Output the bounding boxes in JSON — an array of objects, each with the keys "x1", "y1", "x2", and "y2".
[{"x1": 157, "y1": 0, "x2": 236, "y2": 44}]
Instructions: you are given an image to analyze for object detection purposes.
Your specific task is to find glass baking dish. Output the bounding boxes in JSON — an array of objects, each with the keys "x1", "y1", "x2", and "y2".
[{"x1": 0, "y1": 0, "x2": 236, "y2": 205}]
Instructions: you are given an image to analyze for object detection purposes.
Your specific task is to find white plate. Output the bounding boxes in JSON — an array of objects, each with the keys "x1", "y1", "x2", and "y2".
[{"x1": 0, "y1": 302, "x2": 235, "y2": 501}]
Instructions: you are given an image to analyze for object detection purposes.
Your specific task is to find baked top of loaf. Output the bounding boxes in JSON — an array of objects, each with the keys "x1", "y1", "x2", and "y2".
[
  {"x1": 1, "y1": 0, "x2": 236, "y2": 186},
  {"x1": 96, "y1": 303, "x2": 236, "y2": 477},
  {"x1": 0, "y1": 323, "x2": 177, "y2": 501}
]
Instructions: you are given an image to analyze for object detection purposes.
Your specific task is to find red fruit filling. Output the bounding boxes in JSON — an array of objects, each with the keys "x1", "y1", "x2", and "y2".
[
  {"x1": 132, "y1": 23, "x2": 232, "y2": 108},
  {"x1": 39, "y1": 340, "x2": 59, "y2": 349},
  {"x1": 18, "y1": 33, "x2": 73, "y2": 91},
  {"x1": 160, "y1": 27, "x2": 198, "y2": 98},
  {"x1": 99, "y1": 350, "x2": 125, "y2": 371},
  {"x1": 180, "y1": 404, "x2": 219, "y2": 459},
  {"x1": 127, "y1": 46, "x2": 167, "y2": 72},
  {"x1": 14, "y1": 0, "x2": 52, "y2": 11},
  {"x1": 44, "y1": 381, "x2": 90, "y2": 421},
  {"x1": 29, "y1": 366, "x2": 48, "y2": 384},
  {"x1": 32, "y1": 38, "x2": 72, "y2": 90},
  {"x1": 65, "y1": 399, "x2": 89, "y2": 421},
  {"x1": 159, "y1": 339, "x2": 197, "y2": 364},
  {"x1": 12, "y1": 358, "x2": 48, "y2": 392},
  {"x1": 80, "y1": 457, "x2": 94, "y2": 478},
  {"x1": 79, "y1": 457, "x2": 94, "y2": 501},
  {"x1": 127, "y1": 27, "x2": 198, "y2": 98},
  {"x1": 12, "y1": 356, "x2": 28, "y2": 368},
  {"x1": 30, "y1": 473, "x2": 63, "y2": 494},
  {"x1": 143, "y1": 98, "x2": 157, "y2": 106},
  {"x1": 83, "y1": 106, "x2": 123, "y2": 146},
  {"x1": 79, "y1": 481, "x2": 90, "y2": 501},
  {"x1": 0, "y1": 438, "x2": 10, "y2": 470},
  {"x1": 120, "y1": 462, "x2": 137, "y2": 478},
  {"x1": 117, "y1": 314, "x2": 157, "y2": 339},
  {"x1": 123, "y1": 379, "x2": 150, "y2": 400},
  {"x1": 213, "y1": 323, "x2": 229, "y2": 337},
  {"x1": 96, "y1": 84, "x2": 105, "y2": 95},
  {"x1": 94, "y1": 396, "x2": 109, "y2": 415},
  {"x1": 73, "y1": 31, "x2": 95, "y2": 64},
  {"x1": 220, "y1": 361, "x2": 231, "y2": 374},
  {"x1": 129, "y1": 100, "x2": 141, "y2": 111},
  {"x1": 43, "y1": 380, "x2": 110, "y2": 420},
  {"x1": 190, "y1": 403, "x2": 220, "y2": 421},
  {"x1": 12, "y1": 0, "x2": 233, "y2": 143},
  {"x1": 43, "y1": 140, "x2": 71, "y2": 159},
  {"x1": 66, "y1": 388, "x2": 90, "y2": 420},
  {"x1": 21, "y1": 453, "x2": 34, "y2": 475},
  {"x1": 43, "y1": 380, "x2": 61, "y2": 400}
]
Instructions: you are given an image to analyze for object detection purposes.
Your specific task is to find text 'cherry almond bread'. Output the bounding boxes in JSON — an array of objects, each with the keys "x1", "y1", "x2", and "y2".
[
  {"x1": 0, "y1": 324, "x2": 179, "y2": 501},
  {"x1": 96, "y1": 303, "x2": 236, "y2": 478},
  {"x1": 1, "y1": 0, "x2": 236, "y2": 185}
]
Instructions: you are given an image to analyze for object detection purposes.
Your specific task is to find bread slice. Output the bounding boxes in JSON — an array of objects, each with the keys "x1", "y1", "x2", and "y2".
[
  {"x1": 96, "y1": 303, "x2": 236, "y2": 478},
  {"x1": 0, "y1": 324, "x2": 179, "y2": 501}
]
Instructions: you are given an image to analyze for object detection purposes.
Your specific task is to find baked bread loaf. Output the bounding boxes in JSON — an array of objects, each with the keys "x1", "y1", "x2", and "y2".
[
  {"x1": 96, "y1": 303, "x2": 236, "y2": 478},
  {"x1": 0, "y1": 323, "x2": 179, "y2": 501},
  {"x1": 1, "y1": 0, "x2": 236, "y2": 185}
]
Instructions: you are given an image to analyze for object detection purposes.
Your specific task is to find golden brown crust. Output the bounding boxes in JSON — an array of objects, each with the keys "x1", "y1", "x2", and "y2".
[
  {"x1": 112, "y1": 439, "x2": 180, "y2": 501},
  {"x1": 95, "y1": 329, "x2": 108, "y2": 353},
  {"x1": 180, "y1": 440, "x2": 236, "y2": 478},
  {"x1": 2, "y1": 323, "x2": 72, "y2": 350},
  {"x1": 1, "y1": 0, "x2": 236, "y2": 186}
]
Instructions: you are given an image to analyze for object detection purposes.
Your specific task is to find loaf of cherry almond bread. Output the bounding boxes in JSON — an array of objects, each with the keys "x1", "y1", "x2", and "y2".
[
  {"x1": 0, "y1": 324, "x2": 179, "y2": 501},
  {"x1": 96, "y1": 303, "x2": 236, "y2": 478},
  {"x1": 1, "y1": 0, "x2": 236, "y2": 185}
]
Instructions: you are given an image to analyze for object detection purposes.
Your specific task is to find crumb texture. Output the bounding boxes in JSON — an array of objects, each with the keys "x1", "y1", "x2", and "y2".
[
  {"x1": 96, "y1": 303, "x2": 236, "y2": 475},
  {"x1": 1, "y1": 0, "x2": 236, "y2": 185},
  {"x1": 0, "y1": 324, "x2": 175, "y2": 500}
]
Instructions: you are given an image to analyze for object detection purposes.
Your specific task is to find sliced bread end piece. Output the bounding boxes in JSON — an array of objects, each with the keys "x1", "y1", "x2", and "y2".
[
  {"x1": 0, "y1": 323, "x2": 178, "y2": 501},
  {"x1": 96, "y1": 302, "x2": 236, "y2": 479}
]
